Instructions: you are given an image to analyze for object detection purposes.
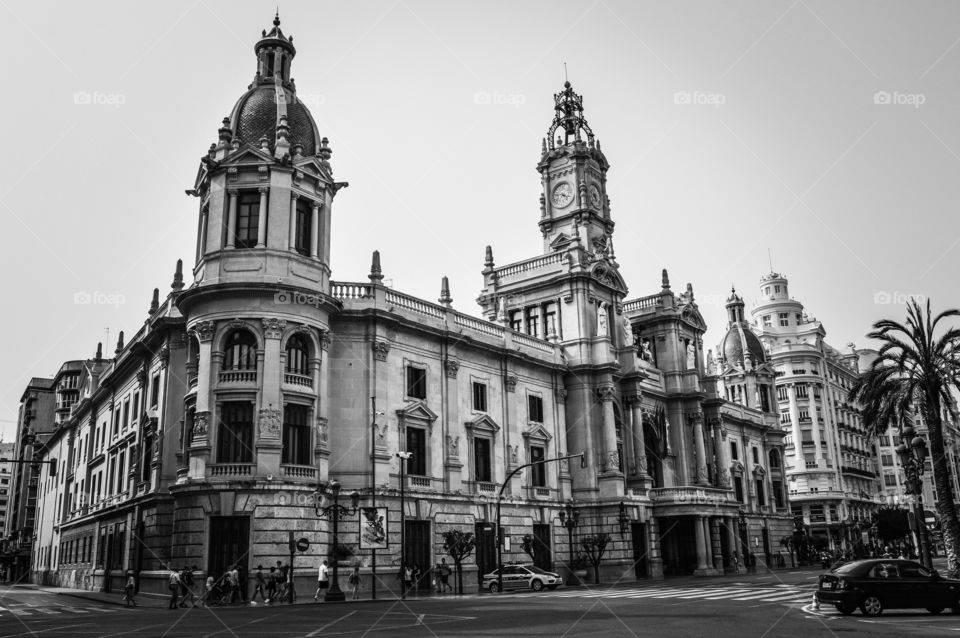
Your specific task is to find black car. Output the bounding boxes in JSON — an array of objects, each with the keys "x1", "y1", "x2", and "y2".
[{"x1": 817, "y1": 558, "x2": 960, "y2": 616}]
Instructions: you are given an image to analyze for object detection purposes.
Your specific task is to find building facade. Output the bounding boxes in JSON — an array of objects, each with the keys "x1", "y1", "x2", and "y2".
[
  {"x1": 751, "y1": 273, "x2": 881, "y2": 553},
  {"x1": 26, "y1": 15, "x2": 794, "y2": 593}
]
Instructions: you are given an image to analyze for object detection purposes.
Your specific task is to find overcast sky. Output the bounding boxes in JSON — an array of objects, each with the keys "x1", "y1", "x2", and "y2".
[{"x1": 2, "y1": 1, "x2": 959, "y2": 440}]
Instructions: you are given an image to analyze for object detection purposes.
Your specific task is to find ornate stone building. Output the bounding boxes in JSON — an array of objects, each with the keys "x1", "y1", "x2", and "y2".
[{"x1": 26, "y1": 15, "x2": 795, "y2": 593}]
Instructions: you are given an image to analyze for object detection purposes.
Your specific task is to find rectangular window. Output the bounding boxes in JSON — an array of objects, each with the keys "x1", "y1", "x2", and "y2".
[
  {"x1": 474, "y1": 438, "x2": 492, "y2": 482},
  {"x1": 778, "y1": 313, "x2": 788, "y2": 327},
  {"x1": 543, "y1": 303, "x2": 558, "y2": 338},
  {"x1": 755, "y1": 479, "x2": 765, "y2": 505},
  {"x1": 526, "y1": 308, "x2": 540, "y2": 337},
  {"x1": 508, "y1": 310, "x2": 522, "y2": 332},
  {"x1": 132, "y1": 393, "x2": 140, "y2": 424},
  {"x1": 796, "y1": 313, "x2": 802, "y2": 324},
  {"x1": 217, "y1": 402, "x2": 254, "y2": 463},
  {"x1": 235, "y1": 191, "x2": 260, "y2": 248},
  {"x1": 151, "y1": 374, "x2": 160, "y2": 408},
  {"x1": 406, "y1": 366, "x2": 426, "y2": 400},
  {"x1": 294, "y1": 199, "x2": 312, "y2": 256},
  {"x1": 406, "y1": 427, "x2": 426, "y2": 476},
  {"x1": 730, "y1": 441, "x2": 739, "y2": 460},
  {"x1": 123, "y1": 399, "x2": 131, "y2": 429},
  {"x1": 112, "y1": 409, "x2": 120, "y2": 437},
  {"x1": 762, "y1": 315, "x2": 772, "y2": 327},
  {"x1": 734, "y1": 476, "x2": 744, "y2": 502},
  {"x1": 528, "y1": 395, "x2": 544, "y2": 423},
  {"x1": 530, "y1": 445, "x2": 546, "y2": 487},
  {"x1": 472, "y1": 382, "x2": 487, "y2": 412},
  {"x1": 772, "y1": 480, "x2": 784, "y2": 508},
  {"x1": 116, "y1": 451, "x2": 125, "y2": 494},
  {"x1": 751, "y1": 447, "x2": 759, "y2": 464},
  {"x1": 282, "y1": 404, "x2": 311, "y2": 465},
  {"x1": 884, "y1": 473, "x2": 897, "y2": 486}
]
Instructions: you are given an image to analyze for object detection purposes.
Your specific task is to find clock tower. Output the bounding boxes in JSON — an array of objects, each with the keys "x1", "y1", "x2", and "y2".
[{"x1": 538, "y1": 81, "x2": 612, "y2": 255}]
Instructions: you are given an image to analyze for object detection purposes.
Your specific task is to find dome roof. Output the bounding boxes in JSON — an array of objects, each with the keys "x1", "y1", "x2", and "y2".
[
  {"x1": 721, "y1": 323, "x2": 766, "y2": 367},
  {"x1": 230, "y1": 85, "x2": 320, "y2": 156}
]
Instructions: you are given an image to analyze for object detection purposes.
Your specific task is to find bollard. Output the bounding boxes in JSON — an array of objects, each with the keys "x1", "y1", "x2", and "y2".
[{"x1": 811, "y1": 593, "x2": 819, "y2": 610}]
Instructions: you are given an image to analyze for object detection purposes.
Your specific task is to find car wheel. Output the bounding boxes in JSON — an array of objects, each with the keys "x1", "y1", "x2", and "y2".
[
  {"x1": 488, "y1": 583, "x2": 500, "y2": 594},
  {"x1": 547, "y1": 585, "x2": 558, "y2": 590},
  {"x1": 531, "y1": 580, "x2": 544, "y2": 592},
  {"x1": 834, "y1": 603, "x2": 855, "y2": 615},
  {"x1": 860, "y1": 595, "x2": 883, "y2": 617},
  {"x1": 927, "y1": 607, "x2": 944, "y2": 615}
]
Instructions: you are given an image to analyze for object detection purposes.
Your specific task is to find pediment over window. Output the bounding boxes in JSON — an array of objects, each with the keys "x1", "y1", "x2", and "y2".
[
  {"x1": 730, "y1": 460, "x2": 745, "y2": 475},
  {"x1": 522, "y1": 424, "x2": 552, "y2": 443},
  {"x1": 465, "y1": 413, "x2": 500, "y2": 437},
  {"x1": 752, "y1": 465, "x2": 766, "y2": 478},
  {"x1": 221, "y1": 147, "x2": 275, "y2": 166},
  {"x1": 396, "y1": 401, "x2": 439, "y2": 432},
  {"x1": 549, "y1": 233, "x2": 572, "y2": 251}
]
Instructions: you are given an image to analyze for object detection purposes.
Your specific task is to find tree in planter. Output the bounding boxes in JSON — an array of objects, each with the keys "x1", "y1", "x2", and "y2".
[
  {"x1": 442, "y1": 530, "x2": 476, "y2": 594},
  {"x1": 580, "y1": 533, "x2": 611, "y2": 584}
]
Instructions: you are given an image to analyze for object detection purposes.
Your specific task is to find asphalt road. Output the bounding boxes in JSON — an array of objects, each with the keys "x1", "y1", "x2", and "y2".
[{"x1": 1, "y1": 572, "x2": 958, "y2": 637}]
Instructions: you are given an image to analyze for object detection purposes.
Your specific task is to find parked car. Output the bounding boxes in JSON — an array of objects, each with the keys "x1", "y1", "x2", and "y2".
[
  {"x1": 481, "y1": 564, "x2": 563, "y2": 593},
  {"x1": 817, "y1": 558, "x2": 960, "y2": 616}
]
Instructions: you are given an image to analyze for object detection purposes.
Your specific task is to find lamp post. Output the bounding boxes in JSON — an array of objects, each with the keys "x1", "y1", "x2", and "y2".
[
  {"x1": 314, "y1": 479, "x2": 360, "y2": 602},
  {"x1": 617, "y1": 501, "x2": 631, "y2": 536},
  {"x1": 396, "y1": 451, "x2": 412, "y2": 600},
  {"x1": 738, "y1": 510, "x2": 748, "y2": 570},
  {"x1": 896, "y1": 425, "x2": 932, "y2": 570},
  {"x1": 558, "y1": 502, "x2": 580, "y2": 583}
]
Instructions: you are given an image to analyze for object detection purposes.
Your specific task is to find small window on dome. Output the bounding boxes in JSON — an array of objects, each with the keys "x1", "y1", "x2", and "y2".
[{"x1": 265, "y1": 51, "x2": 275, "y2": 78}]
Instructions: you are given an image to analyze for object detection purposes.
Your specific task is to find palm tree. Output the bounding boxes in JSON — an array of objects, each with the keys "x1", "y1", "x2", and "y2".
[{"x1": 849, "y1": 299, "x2": 960, "y2": 577}]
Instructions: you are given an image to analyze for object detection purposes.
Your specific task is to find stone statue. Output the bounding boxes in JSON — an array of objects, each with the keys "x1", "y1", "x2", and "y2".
[
  {"x1": 497, "y1": 296, "x2": 507, "y2": 322},
  {"x1": 623, "y1": 315, "x2": 633, "y2": 343},
  {"x1": 640, "y1": 338, "x2": 654, "y2": 362},
  {"x1": 447, "y1": 435, "x2": 460, "y2": 457},
  {"x1": 686, "y1": 340, "x2": 696, "y2": 369},
  {"x1": 597, "y1": 301, "x2": 609, "y2": 337}
]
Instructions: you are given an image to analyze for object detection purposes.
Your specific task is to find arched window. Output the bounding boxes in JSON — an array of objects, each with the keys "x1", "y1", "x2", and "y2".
[
  {"x1": 285, "y1": 335, "x2": 310, "y2": 376},
  {"x1": 769, "y1": 449, "x2": 781, "y2": 469},
  {"x1": 222, "y1": 330, "x2": 257, "y2": 371}
]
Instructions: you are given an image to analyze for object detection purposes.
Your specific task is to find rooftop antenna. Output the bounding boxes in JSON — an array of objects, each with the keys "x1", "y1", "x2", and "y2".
[
  {"x1": 104, "y1": 326, "x2": 110, "y2": 353},
  {"x1": 564, "y1": 62, "x2": 568, "y2": 83},
  {"x1": 767, "y1": 248, "x2": 773, "y2": 273}
]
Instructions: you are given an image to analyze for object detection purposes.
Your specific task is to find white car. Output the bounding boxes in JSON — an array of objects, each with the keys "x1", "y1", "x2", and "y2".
[{"x1": 482, "y1": 564, "x2": 563, "y2": 593}]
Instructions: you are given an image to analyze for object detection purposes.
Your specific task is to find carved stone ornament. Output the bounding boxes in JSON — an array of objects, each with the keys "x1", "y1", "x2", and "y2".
[
  {"x1": 509, "y1": 444, "x2": 519, "y2": 465},
  {"x1": 258, "y1": 407, "x2": 282, "y2": 438},
  {"x1": 192, "y1": 411, "x2": 209, "y2": 438},
  {"x1": 136, "y1": 368, "x2": 147, "y2": 386},
  {"x1": 191, "y1": 320, "x2": 216, "y2": 342},
  {"x1": 444, "y1": 359, "x2": 460, "y2": 379},
  {"x1": 505, "y1": 374, "x2": 518, "y2": 393},
  {"x1": 158, "y1": 343, "x2": 170, "y2": 367},
  {"x1": 605, "y1": 450, "x2": 621, "y2": 472},
  {"x1": 447, "y1": 435, "x2": 460, "y2": 457},
  {"x1": 372, "y1": 339, "x2": 391, "y2": 362},
  {"x1": 596, "y1": 385, "x2": 616, "y2": 401},
  {"x1": 262, "y1": 318, "x2": 287, "y2": 340},
  {"x1": 315, "y1": 417, "x2": 329, "y2": 444},
  {"x1": 686, "y1": 412, "x2": 704, "y2": 426},
  {"x1": 556, "y1": 388, "x2": 568, "y2": 401},
  {"x1": 319, "y1": 330, "x2": 332, "y2": 351},
  {"x1": 374, "y1": 422, "x2": 388, "y2": 447},
  {"x1": 227, "y1": 318, "x2": 248, "y2": 331}
]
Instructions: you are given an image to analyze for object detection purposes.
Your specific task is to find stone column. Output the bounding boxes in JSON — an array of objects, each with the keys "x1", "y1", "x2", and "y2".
[
  {"x1": 648, "y1": 516, "x2": 664, "y2": 579},
  {"x1": 598, "y1": 386, "x2": 619, "y2": 474},
  {"x1": 711, "y1": 518, "x2": 724, "y2": 571},
  {"x1": 188, "y1": 320, "x2": 216, "y2": 479},
  {"x1": 322, "y1": 188, "x2": 333, "y2": 264},
  {"x1": 316, "y1": 330, "x2": 332, "y2": 482},
  {"x1": 226, "y1": 189, "x2": 238, "y2": 248},
  {"x1": 809, "y1": 385, "x2": 824, "y2": 465},
  {"x1": 726, "y1": 516, "x2": 739, "y2": 573},
  {"x1": 556, "y1": 388, "x2": 571, "y2": 500},
  {"x1": 197, "y1": 204, "x2": 209, "y2": 260},
  {"x1": 256, "y1": 187, "x2": 268, "y2": 248},
  {"x1": 257, "y1": 318, "x2": 285, "y2": 476},
  {"x1": 694, "y1": 516, "x2": 709, "y2": 572},
  {"x1": 712, "y1": 417, "x2": 731, "y2": 488},
  {"x1": 288, "y1": 193, "x2": 298, "y2": 250},
  {"x1": 630, "y1": 398, "x2": 650, "y2": 480},
  {"x1": 310, "y1": 201, "x2": 321, "y2": 259},
  {"x1": 787, "y1": 384, "x2": 803, "y2": 467},
  {"x1": 691, "y1": 413, "x2": 709, "y2": 485}
]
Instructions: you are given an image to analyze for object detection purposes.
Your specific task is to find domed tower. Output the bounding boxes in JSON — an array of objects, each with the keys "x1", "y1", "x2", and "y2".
[
  {"x1": 176, "y1": 14, "x2": 344, "y2": 483},
  {"x1": 715, "y1": 287, "x2": 774, "y2": 413},
  {"x1": 537, "y1": 81, "x2": 612, "y2": 255}
]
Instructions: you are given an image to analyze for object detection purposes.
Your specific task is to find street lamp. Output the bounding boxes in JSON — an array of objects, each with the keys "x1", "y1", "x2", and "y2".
[
  {"x1": 617, "y1": 501, "x2": 631, "y2": 535},
  {"x1": 396, "y1": 451, "x2": 412, "y2": 600},
  {"x1": 896, "y1": 425, "x2": 932, "y2": 569},
  {"x1": 314, "y1": 479, "x2": 360, "y2": 602},
  {"x1": 558, "y1": 503, "x2": 580, "y2": 583}
]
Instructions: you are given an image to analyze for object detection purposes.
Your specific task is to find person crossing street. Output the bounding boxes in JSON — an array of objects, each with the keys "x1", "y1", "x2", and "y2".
[{"x1": 314, "y1": 560, "x2": 329, "y2": 601}]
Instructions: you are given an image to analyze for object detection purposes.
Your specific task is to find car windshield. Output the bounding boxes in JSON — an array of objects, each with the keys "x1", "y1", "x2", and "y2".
[
  {"x1": 529, "y1": 566, "x2": 551, "y2": 575},
  {"x1": 833, "y1": 562, "x2": 862, "y2": 575}
]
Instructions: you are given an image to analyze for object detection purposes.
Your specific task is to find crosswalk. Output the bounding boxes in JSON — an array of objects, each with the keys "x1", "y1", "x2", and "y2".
[
  {"x1": 483, "y1": 583, "x2": 817, "y2": 606},
  {"x1": 0, "y1": 602, "x2": 121, "y2": 617}
]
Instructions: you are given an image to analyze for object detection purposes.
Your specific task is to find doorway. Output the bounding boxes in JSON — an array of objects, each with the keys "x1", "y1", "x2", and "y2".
[
  {"x1": 474, "y1": 522, "x2": 497, "y2": 585},
  {"x1": 631, "y1": 522, "x2": 648, "y2": 579},
  {"x1": 208, "y1": 516, "x2": 250, "y2": 594},
  {"x1": 532, "y1": 524, "x2": 552, "y2": 571},
  {"x1": 404, "y1": 520, "x2": 431, "y2": 591}
]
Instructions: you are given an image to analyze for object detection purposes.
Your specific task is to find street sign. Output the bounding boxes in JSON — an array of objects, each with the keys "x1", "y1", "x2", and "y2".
[{"x1": 296, "y1": 537, "x2": 310, "y2": 552}]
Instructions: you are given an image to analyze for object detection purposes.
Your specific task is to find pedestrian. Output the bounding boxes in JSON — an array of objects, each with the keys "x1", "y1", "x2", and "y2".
[
  {"x1": 180, "y1": 566, "x2": 197, "y2": 607},
  {"x1": 348, "y1": 565, "x2": 361, "y2": 600},
  {"x1": 167, "y1": 565, "x2": 181, "y2": 609},
  {"x1": 314, "y1": 560, "x2": 330, "y2": 601},
  {"x1": 277, "y1": 561, "x2": 289, "y2": 602},
  {"x1": 229, "y1": 564, "x2": 241, "y2": 603},
  {"x1": 403, "y1": 564, "x2": 412, "y2": 593},
  {"x1": 251, "y1": 565, "x2": 267, "y2": 604},
  {"x1": 202, "y1": 573, "x2": 214, "y2": 607},
  {"x1": 439, "y1": 558, "x2": 452, "y2": 593},
  {"x1": 266, "y1": 565, "x2": 277, "y2": 604},
  {"x1": 122, "y1": 570, "x2": 137, "y2": 607},
  {"x1": 411, "y1": 563, "x2": 421, "y2": 596}
]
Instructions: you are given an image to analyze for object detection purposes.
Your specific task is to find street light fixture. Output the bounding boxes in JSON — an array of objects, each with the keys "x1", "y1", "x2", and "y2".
[
  {"x1": 314, "y1": 479, "x2": 360, "y2": 602},
  {"x1": 558, "y1": 502, "x2": 580, "y2": 583},
  {"x1": 896, "y1": 424, "x2": 932, "y2": 569},
  {"x1": 396, "y1": 451, "x2": 412, "y2": 600}
]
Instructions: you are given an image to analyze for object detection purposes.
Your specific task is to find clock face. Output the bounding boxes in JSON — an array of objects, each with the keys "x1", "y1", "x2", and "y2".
[
  {"x1": 589, "y1": 184, "x2": 602, "y2": 209},
  {"x1": 552, "y1": 182, "x2": 573, "y2": 208}
]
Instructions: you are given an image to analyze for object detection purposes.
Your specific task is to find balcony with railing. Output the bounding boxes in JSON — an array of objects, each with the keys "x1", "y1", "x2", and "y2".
[
  {"x1": 282, "y1": 464, "x2": 317, "y2": 480},
  {"x1": 218, "y1": 370, "x2": 257, "y2": 384},
  {"x1": 283, "y1": 373, "x2": 313, "y2": 388},
  {"x1": 208, "y1": 463, "x2": 254, "y2": 478}
]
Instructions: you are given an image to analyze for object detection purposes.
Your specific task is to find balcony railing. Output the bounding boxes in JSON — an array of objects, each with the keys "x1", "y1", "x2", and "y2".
[
  {"x1": 282, "y1": 464, "x2": 317, "y2": 479},
  {"x1": 476, "y1": 482, "x2": 496, "y2": 494},
  {"x1": 218, "y1": 370, "x2": 257, "y2": 384},
  {"x1": 283, "y1": 373, "x2": 313, "y2": 388},
  {"x1": 209, "y1": 463, "x2": 254, "y2": 478},
  {"x1": 408, "y1": 475, "x2": 432, "y2": 488}
]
